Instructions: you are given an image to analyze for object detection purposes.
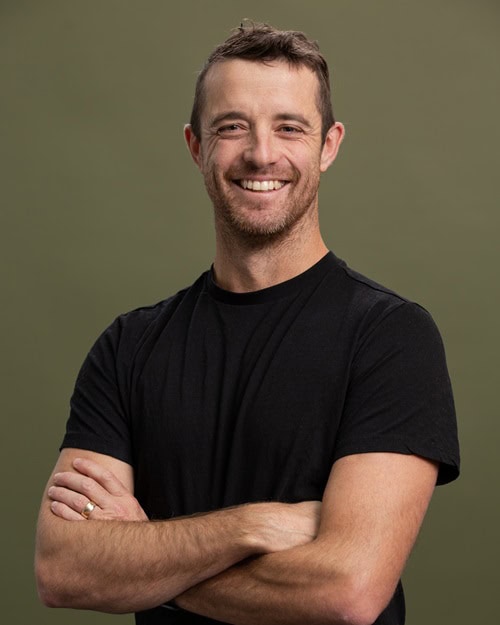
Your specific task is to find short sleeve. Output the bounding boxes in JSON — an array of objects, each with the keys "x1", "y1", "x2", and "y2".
[
  {"x1": 61, "y1": 316, "x2": 132, "y2": 464},
  {"x1": 333, "y1": 302, "x2": 460, "y2": 485}
]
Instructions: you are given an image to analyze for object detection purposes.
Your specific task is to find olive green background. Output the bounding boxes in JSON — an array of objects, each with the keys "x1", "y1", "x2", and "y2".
[{"x1": 2, "y1": 1, "x2": 498, "y2": 623}]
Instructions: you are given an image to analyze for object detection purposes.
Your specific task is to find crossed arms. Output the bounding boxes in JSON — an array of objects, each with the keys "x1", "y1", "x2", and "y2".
[{"x1": 35, "y1": 448, "x2": 438, "y2": 625}]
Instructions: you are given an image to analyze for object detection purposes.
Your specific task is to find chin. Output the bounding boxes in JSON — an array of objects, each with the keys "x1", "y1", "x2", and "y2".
[{"x1": 221, "y1": 210, "x2": 302, "y2": 244}]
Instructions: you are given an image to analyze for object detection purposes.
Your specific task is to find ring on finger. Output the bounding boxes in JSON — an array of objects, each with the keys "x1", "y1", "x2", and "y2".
[{"x1": 81, "y1": 500, "x2": 96, "y2": 519}]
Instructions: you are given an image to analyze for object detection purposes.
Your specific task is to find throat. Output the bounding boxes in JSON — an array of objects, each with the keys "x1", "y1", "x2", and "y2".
[{"x1": 213, "y1": 237, "x2": 329, "y2": 293}]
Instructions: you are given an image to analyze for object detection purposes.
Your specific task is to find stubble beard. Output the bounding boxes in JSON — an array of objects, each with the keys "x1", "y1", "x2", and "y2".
[{"x1": 204, "y1": 170, "x2": 321, "y2": 247}]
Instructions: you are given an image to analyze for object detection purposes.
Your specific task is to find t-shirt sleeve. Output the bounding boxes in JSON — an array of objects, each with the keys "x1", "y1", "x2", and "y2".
[
  {"x1": 61, "y1": 316, "x2": 132, "y2": 464},
  {"x1": 333, "y1": 301, "x2": 460, "y2": 485}
]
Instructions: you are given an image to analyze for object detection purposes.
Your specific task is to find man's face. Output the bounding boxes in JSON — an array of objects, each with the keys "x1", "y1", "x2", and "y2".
[{"x1": 186, "y1": 59, "x2": 343, "y2": 242}]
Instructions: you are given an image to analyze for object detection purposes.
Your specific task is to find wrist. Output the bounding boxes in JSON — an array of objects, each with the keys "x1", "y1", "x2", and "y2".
[{"x1": 235, "y1": 502, "x2": 284, "y2": 554}]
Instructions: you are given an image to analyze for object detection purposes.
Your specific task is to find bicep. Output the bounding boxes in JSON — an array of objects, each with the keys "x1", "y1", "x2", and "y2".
[{"x1": 317, "y1": 452, "x2": 438, "y2": 610}]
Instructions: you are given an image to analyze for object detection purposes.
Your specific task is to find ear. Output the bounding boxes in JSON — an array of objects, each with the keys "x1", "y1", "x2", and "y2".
[
  {"x1": 320, "y1": 122, "x2": 345, "y2": 173},
  {"x1": 184, "y1": 124, "x2": 203, "y2": 169}
]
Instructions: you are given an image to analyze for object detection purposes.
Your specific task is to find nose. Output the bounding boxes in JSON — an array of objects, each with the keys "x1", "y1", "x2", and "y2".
[{"x1": 243, "y1": 129, "x2": 279, "y2": 168}]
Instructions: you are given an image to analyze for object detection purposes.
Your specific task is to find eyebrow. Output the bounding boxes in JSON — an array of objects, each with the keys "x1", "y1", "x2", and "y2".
[
  {"x1": 274, "y1": 113, "x2": 313, "y2": 129},
  {"x1": 209, "y1": 111, "x2": 249, "y2": 128},
  {"x1": 208, "y1": 111, "x2": 313, "y2": 129}
]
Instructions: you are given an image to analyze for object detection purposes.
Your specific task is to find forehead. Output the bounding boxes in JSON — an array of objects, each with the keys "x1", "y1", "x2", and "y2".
[{"x1": 201, "y1": 59, "x2": 321, "y2": 123}]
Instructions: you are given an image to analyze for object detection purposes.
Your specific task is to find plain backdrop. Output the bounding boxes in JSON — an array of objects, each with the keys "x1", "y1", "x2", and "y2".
[{"x1": 2, "y1": 1, "x2": 499, "y2": 623}]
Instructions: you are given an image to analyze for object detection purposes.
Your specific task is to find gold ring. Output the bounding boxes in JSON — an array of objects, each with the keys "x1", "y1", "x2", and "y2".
[{"x1": 81, "y1": 501, "x2": 96, "y2": 519}]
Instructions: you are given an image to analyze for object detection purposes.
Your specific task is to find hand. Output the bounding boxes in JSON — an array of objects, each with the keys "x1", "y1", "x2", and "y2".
[{"x1": 48, "y1": 457, "x2": 148, "y2": 522}]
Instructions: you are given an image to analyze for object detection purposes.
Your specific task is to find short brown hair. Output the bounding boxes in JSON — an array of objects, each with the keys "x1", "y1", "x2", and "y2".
[{"x1": 189, "y1": 21, "x2": 335, "y2": 144}]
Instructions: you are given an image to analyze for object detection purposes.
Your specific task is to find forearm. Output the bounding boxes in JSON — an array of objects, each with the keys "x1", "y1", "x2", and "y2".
[
  {"x1": 36, "y1": 454, "x2": 320, "y2": 614},
  {"x1": 175, "y1": 454, "x2": 439, "y2": 625},
  {"x1": 175, "y1": 538, "x2": 365, "y2": 625},
  {"x1": 36, "y1": 504, "x2": 272, "y2": 614}
]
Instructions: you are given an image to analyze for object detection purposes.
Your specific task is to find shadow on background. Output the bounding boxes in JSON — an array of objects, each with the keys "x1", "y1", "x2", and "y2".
[{"x1": 2, "y1": 1, "x2": 498, "y2": 623}]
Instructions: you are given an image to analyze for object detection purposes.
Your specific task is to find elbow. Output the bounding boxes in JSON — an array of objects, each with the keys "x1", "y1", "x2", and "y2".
[
  {"x1": 35, "y1": 552, "x2": 87, "y2": 610},
  {"x1": 319, "y1": 578, "x2": 389, "y2": 625},
  {"x1": 37, "y1": 586, "x2": 63, "y2": 609},
  {"x1": 35, "y1": 520, "x2": 79, "y2": 609},
  {"x1": 323, "y1": 599, "x2": 382, "y2": 625},
  {"x1": 35, "y1": 552, "x2": 130, "y2": 614},
  {"x1": 35, "y1": 555, "x2": 64, "y2": 608},
  {"x1": 337, "y1": 604, "x2": 383, "y2": 625}
]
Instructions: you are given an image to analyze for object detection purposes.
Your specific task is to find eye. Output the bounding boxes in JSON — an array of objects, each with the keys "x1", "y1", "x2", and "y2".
[
  {"x1": 278, "y1": 125, "x2": 303, "y2": 135},
  {"x1": 217, "y1": 123, "x2": 246, "y2": 136}
]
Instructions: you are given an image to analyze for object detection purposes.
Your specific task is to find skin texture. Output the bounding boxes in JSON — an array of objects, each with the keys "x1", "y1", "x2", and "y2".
[
  {"x1": 36, "y1": 449, "x2": 321, "y2": 613},
  {"x1": 184, "y1": 59, "x2": 344, "y2": 293},
  {"x1": 174, "y1": 454, "x2": 438, "y2": 625},
  {"x1": 36, "y1": 59, "x2": 440, "y2": 624},
  {"x1": 187, "y1": 60, "x2": 338, "y2": 239},
  {"x1": 43, "y1": 451, "x2": 438, "y2": 625}
]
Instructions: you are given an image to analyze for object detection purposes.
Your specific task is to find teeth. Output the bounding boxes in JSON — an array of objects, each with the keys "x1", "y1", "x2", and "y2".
[{"x1": 240, "y1": 180, "x2": 285, "y2": 192}]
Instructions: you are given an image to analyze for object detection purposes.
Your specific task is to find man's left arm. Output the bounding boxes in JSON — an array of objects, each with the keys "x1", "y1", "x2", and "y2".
[{"x1": 175, "y1": 452, "x2": 438, "y2": 625}]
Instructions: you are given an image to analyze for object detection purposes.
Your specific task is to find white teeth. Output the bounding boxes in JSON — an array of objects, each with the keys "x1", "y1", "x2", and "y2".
[{"x1": 239, "y1": 180, "x2": 285, "y2": 192}]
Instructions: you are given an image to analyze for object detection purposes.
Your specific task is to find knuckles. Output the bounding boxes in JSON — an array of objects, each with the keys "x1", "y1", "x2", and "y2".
[
  {"x1": 100, "y1": 468, "x2": 115, "y2": 484},
  {"x1": 80, "y1": 476, "x2": 96, "y2": 494}
]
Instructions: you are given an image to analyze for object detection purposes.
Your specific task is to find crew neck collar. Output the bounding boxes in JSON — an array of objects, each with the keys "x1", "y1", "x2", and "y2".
[{"x1": 206, "y1": 252, "x2": 337, "y2": 305}]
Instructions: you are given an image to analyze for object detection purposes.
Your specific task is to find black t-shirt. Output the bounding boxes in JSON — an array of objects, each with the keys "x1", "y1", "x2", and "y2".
[{"x1": 62, "y1": 252, "x2": 460, "y2": 624}]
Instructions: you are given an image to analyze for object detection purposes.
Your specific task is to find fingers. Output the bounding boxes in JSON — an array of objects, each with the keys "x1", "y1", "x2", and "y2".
[
  {"x1": 49, "y1": 466, "x2": 148, "y2": 522},
  {"x1": 72, "y1": 457, "x2": 129, "y2": 496},
  {"x1": 52, "y1": 471, "x2": 111, "y2": 511},
  {"x1": 48, "y1": 485, "x2": 97, "y2": 521},
  {"x1": 48, "y1": 457, "x2": 129, "y2": 521},
  {"x1": 48, "y1": 484, "x2": 100, "y2": 520},
  {"x1": 50, "y1": 500, "x2": 86, "y2": 521}
]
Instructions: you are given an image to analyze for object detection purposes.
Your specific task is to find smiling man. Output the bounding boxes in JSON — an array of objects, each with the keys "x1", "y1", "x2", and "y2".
[
  {"x1": 186, "y1": 58, "x2": 339, "y2": 253},
  {"x1": 35, "y1": 22, "x2": 460, "y2": 625}
]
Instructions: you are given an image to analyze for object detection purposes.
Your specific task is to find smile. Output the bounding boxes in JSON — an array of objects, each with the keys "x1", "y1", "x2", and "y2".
[{"x1": 236, "y1": 180, "x2": 287, "y2": 192}]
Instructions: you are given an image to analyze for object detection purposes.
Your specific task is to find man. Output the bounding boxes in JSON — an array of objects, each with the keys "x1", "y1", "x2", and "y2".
[{"x1": 35, "y1": 22, "x2": 459, "y2": 625}]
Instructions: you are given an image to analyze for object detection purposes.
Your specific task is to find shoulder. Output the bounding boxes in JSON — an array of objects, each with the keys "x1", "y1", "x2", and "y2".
[
  {"x1": 329, "y1": 255, "x2": 438, "y2": 337},
  {"x1": 335, "y1": 257, "x2": 408, "y2": 310},
  {"x1": 92, "y1": 273, "x2": 209, "y2": 357}
]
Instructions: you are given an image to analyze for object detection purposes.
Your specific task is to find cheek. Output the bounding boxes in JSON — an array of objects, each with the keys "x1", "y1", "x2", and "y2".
[
  {"x1": 283, "y1": 144, "x2": 320, "y2": 170},
  {"x1": 291, "y1": 157, "x2": 319, "y2": 180},
  {"x1": 202, "y1": 146, "x2": 230, "y2": 174}
]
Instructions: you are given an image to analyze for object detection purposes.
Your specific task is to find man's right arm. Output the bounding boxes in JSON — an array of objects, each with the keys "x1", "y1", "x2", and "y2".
[{"x1": 35, "y1": 448, "x2": 320, "y2": 614}]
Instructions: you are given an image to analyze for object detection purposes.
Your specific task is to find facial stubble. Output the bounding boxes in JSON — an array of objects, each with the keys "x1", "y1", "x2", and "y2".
[{"x1": 204, "y1": 165, "x2": 322, "y2": 246}]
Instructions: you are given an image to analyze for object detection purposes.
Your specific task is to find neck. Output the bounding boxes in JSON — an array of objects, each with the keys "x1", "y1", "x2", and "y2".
[{"x1": 212, "y1": 222, "x2": 328, "y2": 293}]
